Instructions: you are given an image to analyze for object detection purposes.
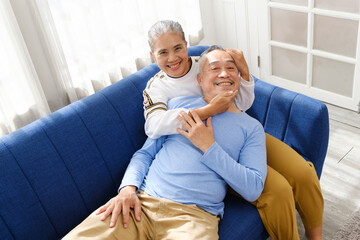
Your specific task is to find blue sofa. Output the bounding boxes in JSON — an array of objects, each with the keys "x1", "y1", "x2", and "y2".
[{"x1": 0, "y1": 46, "x2": 329, "y2": 240}]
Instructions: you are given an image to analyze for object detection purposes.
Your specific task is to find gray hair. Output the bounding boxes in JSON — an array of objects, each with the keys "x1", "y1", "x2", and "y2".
[
  {"x1": 198, "y1": 45, "x2": 225, "y2": 75},
  {"x1": 148, "y1": 20, "x2": 186, "y2": 52}
]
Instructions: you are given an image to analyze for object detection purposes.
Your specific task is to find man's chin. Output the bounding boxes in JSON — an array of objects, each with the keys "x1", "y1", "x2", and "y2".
[{"x1": 217, "y1": 88, "x2": 235, "y2": 94}]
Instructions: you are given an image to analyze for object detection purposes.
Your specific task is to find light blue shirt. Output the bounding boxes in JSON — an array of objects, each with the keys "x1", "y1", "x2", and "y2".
[{"x1": 120, "y1": 96, "x2": 267, "y2": 217}]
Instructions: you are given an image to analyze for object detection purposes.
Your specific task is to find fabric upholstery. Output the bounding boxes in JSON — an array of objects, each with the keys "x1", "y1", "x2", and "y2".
[{"x1": 0, "y1": 46, "x2": 329, "y2": 240}]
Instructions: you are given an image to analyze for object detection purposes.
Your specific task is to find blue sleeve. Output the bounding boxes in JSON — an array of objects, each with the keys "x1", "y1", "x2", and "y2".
[
  {"x1": 200, "y1": 124, "x2": 267, "y2": 202},
  {"x1": 119, "y1": 136, "x2": 165, "y2": 191}
]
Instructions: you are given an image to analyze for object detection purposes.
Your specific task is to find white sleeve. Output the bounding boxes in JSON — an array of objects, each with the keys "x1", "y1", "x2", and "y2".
[
  {"x1": 234, "y1": 75, "x2": 255, "y2": 111},
  {"x1": 143, "y1": 77, "x2": 188, "y2": 139},
  {"x1": 145, "y1": 108, "x2": 189, "y2": 139}
]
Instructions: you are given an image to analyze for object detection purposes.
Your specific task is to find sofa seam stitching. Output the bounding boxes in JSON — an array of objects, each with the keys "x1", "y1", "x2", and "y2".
[
  {"x1": 0, "y1": 140, "x2": 60, "y2": 238},
  {"x1": 283, "y1": 93, "x2": 299, "y2": 143},
  {"x1": 264, "y1": 86, "x2": 277, "y2": 131},
  {"x1": 38, "y1": 122, "x2": 91, "y2": 213},
  {"x1": 99, "y1": 92, "x2": 138, "y2": 152},
  {"x1": 0, "y1": 212, "x2": 15, "y2": 239},
  {"x1": 69, "y1": 103, "x2": 118, "y2": 190}
]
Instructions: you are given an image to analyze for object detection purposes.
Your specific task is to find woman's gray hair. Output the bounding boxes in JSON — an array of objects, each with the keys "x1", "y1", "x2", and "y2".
[
  {"x1": 198, "y1": 45, "x2": 225, "y2": 75},
  {"x1": 148, "y1": 20, "x2": 185, "y2": 51}
]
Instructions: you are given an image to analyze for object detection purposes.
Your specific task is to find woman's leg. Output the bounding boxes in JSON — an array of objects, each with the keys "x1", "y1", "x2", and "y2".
[
  {"x1": 252, "y1": 165, "x2": 300, "y2": 240},
  {"x1": 265, "y1": 133, "x2": 324, "y2": 240}
]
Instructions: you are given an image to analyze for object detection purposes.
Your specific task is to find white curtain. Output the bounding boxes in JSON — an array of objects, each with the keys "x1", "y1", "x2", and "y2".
[
  {"x1": 0, "y1": 0, "x2": 50, "y2": 137},
  {"x1": 33, "y1": 0, "x2": 203, "y2": 100},
  {"x1": 0, "y1": 0, "x2": 203, "y2": 137}
]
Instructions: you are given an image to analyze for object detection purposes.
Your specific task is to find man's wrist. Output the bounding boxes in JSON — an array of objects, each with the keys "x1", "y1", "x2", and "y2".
[
  {"x1": 200, "y1": 140, "x2": 215, "y2": 153},
  {"x1": 121, "y1": 185, "x2": 137, "y2": 193}
]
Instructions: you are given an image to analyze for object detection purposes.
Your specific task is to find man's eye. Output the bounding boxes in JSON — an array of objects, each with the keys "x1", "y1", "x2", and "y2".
[
  {"x1": 175, "y1": 47, "x2": 182, "y2": 51},
  {"x1": 211, "y1": 68, "x2": 218, "y2": 71}
]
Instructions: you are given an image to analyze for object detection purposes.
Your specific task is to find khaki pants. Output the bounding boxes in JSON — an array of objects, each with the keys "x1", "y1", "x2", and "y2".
[
  {"x1": 251, "y1": 134, "x2": 324, "y2": 240},
  {"x1": 63, "y1": 191, "x2": 220, "y2": 240}
]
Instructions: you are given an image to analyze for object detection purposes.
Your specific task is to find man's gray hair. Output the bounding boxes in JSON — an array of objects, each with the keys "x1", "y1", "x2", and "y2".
[
  {"x1": 198, "y1": 45, "x2": 225, "y2": 75},
  {"x1": 148, "y1": 20, "x2": 185, "y2": 52}
]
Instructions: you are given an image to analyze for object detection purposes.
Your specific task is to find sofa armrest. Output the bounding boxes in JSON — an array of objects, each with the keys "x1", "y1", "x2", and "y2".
[{"x1": 247, "y1": 76, "x2": 329, "y2": 178}]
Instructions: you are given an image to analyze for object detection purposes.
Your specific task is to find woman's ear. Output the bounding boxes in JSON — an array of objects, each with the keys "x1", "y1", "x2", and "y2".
[{"x1": 150, "y1": 51, "x2": 157, "y2": 63}]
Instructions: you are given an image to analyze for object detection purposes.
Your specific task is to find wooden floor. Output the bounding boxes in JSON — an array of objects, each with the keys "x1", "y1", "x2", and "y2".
[
  {"x1": 271, "y1": 103, "x2": 360, "y2": 239},
  {"x1": 316, "y1": 104, "x2": 360, "y2": 239}
]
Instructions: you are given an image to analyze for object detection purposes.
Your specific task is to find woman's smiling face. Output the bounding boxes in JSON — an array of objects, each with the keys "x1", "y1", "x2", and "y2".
[{"x1": 150, "y1": 32, "x2": 190, "y2": 78}]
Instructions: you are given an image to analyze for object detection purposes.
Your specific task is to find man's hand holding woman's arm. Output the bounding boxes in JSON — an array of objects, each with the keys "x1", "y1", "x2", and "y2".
[{"x1": 177, "y1": 109, "x2": 215, "y2": 153}]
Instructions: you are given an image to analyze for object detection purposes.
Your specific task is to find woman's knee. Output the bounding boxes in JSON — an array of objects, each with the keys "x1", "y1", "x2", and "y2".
[
  {"x1": 275, "y1": 180, "x2": 293, "y2": 201},
  {"x1": 259, "y1": 176, "x2": 294, "y2": 207},
  {"x1": 291, "y1": 161, "x2": 319, "y2": 187}
]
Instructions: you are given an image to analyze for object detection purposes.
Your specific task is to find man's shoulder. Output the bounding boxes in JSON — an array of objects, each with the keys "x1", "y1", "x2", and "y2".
[
  {"x1": 241, "y1": 113, "x2": 264, "y2": 133},
  {"x1": 168, "y1": 96, "x2": 204, "y2": 110}
]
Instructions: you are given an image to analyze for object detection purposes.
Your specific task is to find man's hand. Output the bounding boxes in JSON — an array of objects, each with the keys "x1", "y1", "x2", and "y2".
[
  {"x1": 177, "y1": 109, "x2": 215, "y2": 153},
  {"x1": 96, "y1": 185, "x2": 141, "y2": 228},
  {"x1": 225, "y1": 49, "x2": 250, "y2": 82},
  {"x1": 207, "y1": 90, "x2": 238, "y2": 115}
]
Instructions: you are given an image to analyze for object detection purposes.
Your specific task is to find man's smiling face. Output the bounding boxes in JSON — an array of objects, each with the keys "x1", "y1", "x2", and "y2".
[{"x1": 197, "y1": 49, "x2": 240, "y2": 102}]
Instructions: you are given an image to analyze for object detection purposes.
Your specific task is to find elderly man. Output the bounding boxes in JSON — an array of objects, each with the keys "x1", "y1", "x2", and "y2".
[{"x1": 63, "y1": 45, "x2": 267, "y2": 240}]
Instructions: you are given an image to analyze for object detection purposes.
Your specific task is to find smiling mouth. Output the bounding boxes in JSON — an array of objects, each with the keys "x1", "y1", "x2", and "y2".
[
  {"x1": 214, "y1": 80, "x2": 234, "y2": 86},
  {"x1": 167, "y1": 61, "x2": 181, "y2": 70}
]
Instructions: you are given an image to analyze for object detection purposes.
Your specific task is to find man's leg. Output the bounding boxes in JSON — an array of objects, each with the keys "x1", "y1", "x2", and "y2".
[
  {"x1": 148, "y1": 194, "x2": 220, "y2": 240},
  {"x1": 252, "y1": 165, "x2": 300, "y2": 240},
  {"x1": 62, "y1": 192, "x2": 154, "y2": 240},
  {"x1": 265, "y1": 133, "x2": 324, "y2": 240}
]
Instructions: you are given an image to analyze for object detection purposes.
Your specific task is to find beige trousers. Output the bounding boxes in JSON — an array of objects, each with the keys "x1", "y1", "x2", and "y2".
[{"x1": 63, "y1": 191, "x2": 220, "y2": 240}]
